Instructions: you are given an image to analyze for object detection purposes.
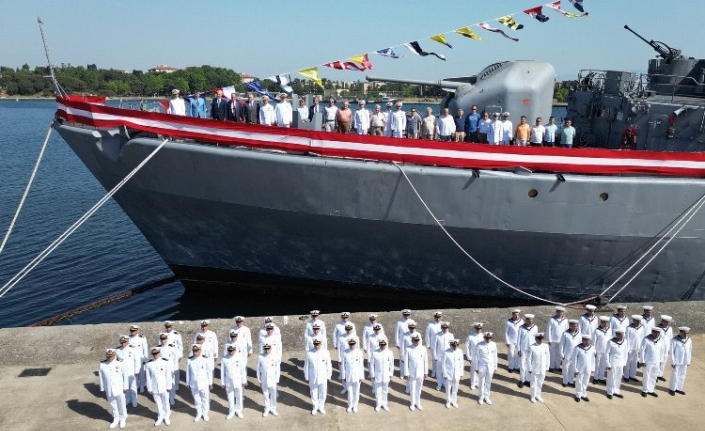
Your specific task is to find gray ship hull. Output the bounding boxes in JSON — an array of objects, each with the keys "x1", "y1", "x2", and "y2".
[{"x1": 54, "y1": 121, "x2": 705, "y2": 303}]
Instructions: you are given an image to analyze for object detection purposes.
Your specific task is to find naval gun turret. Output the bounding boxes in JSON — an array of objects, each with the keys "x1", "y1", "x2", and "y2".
[{"x1": 366, "y1": 60, "x2": 555, "y2": 122}]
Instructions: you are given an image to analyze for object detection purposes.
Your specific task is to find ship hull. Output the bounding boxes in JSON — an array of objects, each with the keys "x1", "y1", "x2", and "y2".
[{"x1": 54, "y1": 121, "x2": 705, "y2": 303}]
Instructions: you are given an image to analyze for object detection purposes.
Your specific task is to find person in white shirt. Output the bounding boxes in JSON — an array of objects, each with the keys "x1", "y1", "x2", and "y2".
[
  {"x1": 591, "y1": 316, "x2": 612, "y2": 384},
  {"x1": 425, "y1": 311, "x2": 443, "y2": 378},
  {"x1": 656, "y1": 315, "x2": 674, "y2": 380},
  {"x1": 435, "y1": 108, "x2": 456, "y2": 141},
  {"x1": 369, "y1": 104, "x2": 386, "y2": 136},
  {"x1": 669, "y1": 327, "x2": 692, "y2": 396},
  {"x1": 443, "y1": 339, "x2": 464, "y2": 408},
  {"x1": 341, "y1": 338, "x2": 365, "y2": 413},
  {"x1": 528, "y1": 333, "x2": 550, "y2": 403},
  {"x1": 560, "y1": 319, "x2": 581, "y2": 387},
  {"x1": 488, "y1": 112, "x2": 503, "y2": 144},
  {"x1": 194, "y1": 320, "x2": 218, "y2": 366},
  {"x1": 605, "y1": 328, "x2": 628, "y2": 399},
  {"x1": 115, "y1": 335, "x2": 140, "y2": 408},
  {"x1": 156, "y1": 333, "x2": 179, "y2": 406},
  {"x1": 434, "y1": 322, "x2": 454, "y2": 391},
  {"x1": 337, "y1": 324, "x2": 359, "y2": 394},
  {"x1": 624, "y1": 315, "x2": 645, "y2": 382},
  {"x1": 305, "y1": 310, "x2": 327, "y2": 340},
  {"x1": 366, "y1": 324, "x2": 386, "y2": 380},
  {"x1": 99, "y1": 348, "x2": 128, "y2": 429},
  {"x1": 354, "y1": 100, "x2": 371, "y2": 135},
  {"x1": 186, "y1": 344, "x2": 213, "y2": 422},
  {"x1": 473, "y1": 332, "x2": 498, "y2": 405},
  {"x1": 543, "y1": 116, "x2": 558, "y2": 146},
  {"x1": 579, "y1": 304, "x2": 599, "y2": 337},
  {"x1": 403, "y1": 334, "x2": 428, "y2": 411},
  {"x1": 504, "y1": 309, "x2": 522, "y2": 373},
  {"x1": 168, "y1": 89, "x2": 186, "y2": 116},
  {"x1": 258, "y1": 96, "x2": 276, "y2": 126},
  {"x1": 465, "y1": 322, "x2": 484, "y2": 390},
  {"x1": 259, "y1": 323, "x2": 282, "y2": 364},
  {"x1": 257, "y1": 343, "x2": 281, "y2": 417},
  {"x1": 546, "y1": 306, "x2": 568, "y2": 372},
  {"x1": 146, "y1": 347, "x2": 174, "y2": 426},
  {"x1": 395, "y1": 309, "x2": 412, "y2": 379},
  {"x1": 610, "y1": 305, "x2": 629, "y2": 337},
  {"x1": 501, "y1": 112, "x2": 513, "y2": 145},
  {"x1": 324, "y1": 98, "x2": 339, "y2": 132},
  {"x1": 369, "y1": 338, "x2": 394, "y2": 412},
  {"x1": 573, "y1": 334, "x2": 596, "y2": 402},
  {"x1": 230, "y1": 316, "x2": 253, "y2": 359},
  {"x1": 517, "y1": 314, "x2": 538, "y2": 388},
  {"x1": 363, "y1": 314, "x2": 378, "y2": 369},
  {"x1": 530, "y1": 117, "x2": 546, "y2": 146},
  {"x1": 222, "y1": 345, "x2": 248, "y2": 419},
  {"x1": 127, "y1": 324, "x2": 149, "y2": 394},
  {"x1": 421, "y1": 108, "x2": 436, "y2": 140},
  {"x1": 304, "y1": 338, "x2": 332, "y2": 415},
  {"x1": 389, "y1": 102, "x2": 407, "y2": 138},
  {"x1": 274, "y1": 93, "x2": 293, "y2": 127},
  {"x1": 296, "y1": 98, "x2": 309, "y2": 123},
  {"x1": 305, "y1": 323, "x2": 327, "y2": 352},
  {"x1": 477, "y1": 111, "x2": 492, "y2": 143},
  {"x1": 639, "y1": 327, "x2": 667, "y2": 397},
  {"x1": 223, "y1": 330, "x2": 248, "y2": 367},
  {"x1": 641, "y1": 305, "x2": 656, "y2": 333},
  {"x1": 383, "y1": 102, "x2": 394, "y2": 137}
]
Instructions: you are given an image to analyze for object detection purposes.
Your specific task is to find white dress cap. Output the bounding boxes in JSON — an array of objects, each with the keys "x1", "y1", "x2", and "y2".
[
  {"x1": 660, "y1": 315, "x2": 672, "y2": 322},
  {"x1": 524, "y1": 314, "x2": 535, "y2": 319},
  {"x1": 585, "y1": 304, "x2": 597, "y2": 311},
  {"x1": 599, "y1": 316, "x2": 610, "y2": 322},
  {"x1": 631, "y1": 314, "x2": 643, "y2": 321},
  {"x1": 642, "y1": 305, "x2": 653, "y2": 311}
]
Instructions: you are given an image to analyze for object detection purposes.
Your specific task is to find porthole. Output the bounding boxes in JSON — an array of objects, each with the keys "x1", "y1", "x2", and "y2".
[
  {"x1": 528, "y1": 189, "x2": 538, "y2": 198},
  {"x1": 599, "y1": 193, "x2": 609, "y2": 201}
]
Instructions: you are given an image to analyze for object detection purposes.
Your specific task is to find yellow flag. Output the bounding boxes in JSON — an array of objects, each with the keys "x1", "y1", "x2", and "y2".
[
  {"x1": 497, "y1": 15, "x2": 524, "y2": 30},
  {"x1": 454, "y1": 27, "x2": 482, "y2": 41},
  {"x1": 298, "y1": 67, "x2": 323, "y2": 88},
  {"x1": 430, "y1": 34, "x2": 452, "y2": 48},
  {"x1": 564, "y1": 11, "x2": 589, "y2": 18}
]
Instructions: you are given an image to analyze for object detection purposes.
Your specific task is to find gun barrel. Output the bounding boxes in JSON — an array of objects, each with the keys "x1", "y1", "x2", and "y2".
[
  {"x1": 623, "y1": 24, "x2": 671, "y2": 59},
  {"x1": 366, "y1": 76, "x2": 465, "y2": 89}
]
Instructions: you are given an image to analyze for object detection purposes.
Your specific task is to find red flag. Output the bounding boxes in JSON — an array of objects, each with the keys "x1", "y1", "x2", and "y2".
[
  {"x1": 158, "y1": 100, "x2": 170, "y2": 112},
  {"x1": 323, "y1": 61, "x2": 345, "y2": 70}
]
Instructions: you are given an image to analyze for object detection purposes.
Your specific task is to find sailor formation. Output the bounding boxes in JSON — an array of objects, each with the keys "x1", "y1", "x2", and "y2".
[{"x1": 97, "y1": 306, "x2": 693, "y2": 428}]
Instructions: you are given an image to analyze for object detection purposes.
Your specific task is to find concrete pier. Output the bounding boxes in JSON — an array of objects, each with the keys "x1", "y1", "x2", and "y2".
[{"x1": 1, "y1": 301, "x2": 703, "y2": 430}]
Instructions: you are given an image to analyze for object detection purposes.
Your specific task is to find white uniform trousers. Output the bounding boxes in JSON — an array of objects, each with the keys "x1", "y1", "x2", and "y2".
[
  {"x1": 469, "y1": 362, "x2": 478, "y2": 388},
  {"x1": 308, "y1": 382, "x2": 327, "y2": 411},
  {"x1": 562, "y1": 359, "x2": 575, "y2": 385},
  {"x1": 262, "y1": 384, "x2": 278, "y2": 412},
  {"x1": 642, "y1": 363, "x2": 659, "y2": 393},
  {"x1": 408, "y1": 377, "x2": 423, "y2": 408},
  {"x1": 477, "y1": 369, "x2": 494, "y2": 402},
  {"x1": 126, "y1": 374, "x2": 138, "y2": 406},
  {"x1": 138, "y1": 364, "x2": 147, "y2": 392},
  {"x1": 435, "y1": 360, "x2": 445, "y2": 390},
  {"x1": 169, "y1": 369, "x2": 180, "y2": 404},
  {"x1": 624, "y1": 351, "x2": 639, "y2": 379},
  {"x1": 226, "y1": 386, "x2": 243, "y2": 415},
  {"x1": 595, "y1": 352, "x2": 608, "y2": 381},
  {"x1": 345, "y1": 380, "x2": 361, "y2": 409},
  {"x1": 606, "y1": 367, "x2": 624, "y2": 395},
  {"x1": 575, "y1": 372, "x2": 590, "y2": 398},
  {"x1": 190, "y1": 387, "x2": 210, "y2": 417},
  {"x1": 445, "y1": 378, "x2": 460, "y2": 405},
  {"x1": 374, "y1": 380, "x2": 390, "y2": 409},
  {"x1": 530, "y1": 372, "x2": 546, "y2": 401},
  {"x1": 106, "y1": 393, "x2": 127, "y2": 422},
  {"x1": 152, "y1": 391, "x2": 170, "y2": 421},
  {"x1": 669, "y1": 365, "x2": 688, "y2": 391},
  {"x1": 507, "y1": 344, "x2": 520, "y2": 371},
  {"x1": 549, "y1": 343, "x2": 562, "y2": 369},
  {"x1": 658, "y1": 356, "x2": 669, "y2": 377},
  {"x1": 520, "y1": 354, "x2": 531, "y2": 383}
]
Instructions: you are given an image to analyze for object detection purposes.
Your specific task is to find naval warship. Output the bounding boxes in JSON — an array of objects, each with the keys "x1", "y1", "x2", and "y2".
[{"x1": 52, "y1": 26, "x2": 705, "y2": 305}]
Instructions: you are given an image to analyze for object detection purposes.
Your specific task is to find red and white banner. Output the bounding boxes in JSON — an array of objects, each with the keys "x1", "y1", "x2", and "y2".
[{"x1": 55, "y1": 96, "x2": 705, "y2": 177}]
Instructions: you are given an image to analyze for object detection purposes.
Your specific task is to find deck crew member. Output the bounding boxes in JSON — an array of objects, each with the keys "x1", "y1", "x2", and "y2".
[
  {"x1": 434, "y1": 322, "x2": 454, "y2": 391},
  {"x1": 624, "y1": 315, "x2": 645, "y2": 382},
  {"x1": 222, "y1": 345, "x2": 248, "y2": 419},
  {"x1": 365, "y1": 324, "x2": 385, "y2": 381},
  {"x1": 517, "y1": 314, "x2": 538, "y2": 388},
  {"x1": 337, "y1": 323, "x2": 359, "y2": 393},
  {"x1": 354, "y1": 100, "x2": 370, "y2": 135},
  {"x1": 116, "y1": 335, "x2": 140, "y2": 408},
  {"x1": 230, "y1": 316, "x2": 253, "y2": 358},
  {"x1": 500, "y1": 112, "x2": 513, "y2": 145},
  {"x1": 639, "y1": 327, "x2": 667, "y2": 397},
  {"x1": 304, "y1": 338, "x2": 332, "y2": 415},
  {"x1": 370, "y1": 338, "x2": 394, "y2": 412},
  {"x1": 573, "y1": 334, "x2": 596, "y2": 402},
  {"x1": 306, "y1": 323, "x2": 327, "y2": 352},
  {"x1": 324, "y1": 97, "x2": 338, "y2": 132},
  {"x1": 641, "y1": 305, "x2": 656, "y2": 333},
  {"x1": 610, "y1": 305, "x2": 629, "y2": 337},
  {"x1": 547, "y1": 306, "x2": 568, "y2": 371},
  {"x1": 259, "y1": 323, "x2": 282, "y2": 365},
  {"x1": 443, "y1": 339, "x2": 464, "y2": 408},
  {"x1": 363, "y1": 314, "x2": 379, "y2": 369},
  {"x1": 425, "y1": 311, "x2": 443, "y2": 378},
  {"x1": 194, "y1": 320, "x2": 218, "y2": 365},
  {"x1": 145, "y1": 347, "x2": 173, "y2": 426},
  {"x1": 656, "y1": 315, "x2": 674, "y2": 380},
  {"x1": 389, "y1": 102, "x2": 406, "y2": 138},
  {"x1": 257, "y1": 343, "x2": 281, "y2": 417},
  {"x1": 186, "y1": 344, "x2": 213, "y2": 422},
  {"x1": 99, "y1": 348, "x2": 128, "y2": 429},
  {"x1": 403, "y1": 334, "x2": 428, "y2": 411},
  {"x1": 195, "y1": 334, "x2": 216, "y2": 381},
  {"x1": 395, "y1": 309, "x2": 413, "y2": 379},
  {"x1": 163, "y1": 321, "x2": 183, "y2": 363},
  {"x1": 401, "y1": 320, "x2": 423, "y2": 394},
  {"x1": 223, "y1": 330, "x2": 248, "y2": 371},
  {"x1": 333, "y1": 312, "x2": 355, "y2": 350},
  {"x1": 605, "y1": 328, "x2": 628, "y2": 399},
  {"x1": 168, "y1": 89, "x2": 186, "y2": 116},
  {"x1": 465, "y1": 322, "x2": 484, "y2": 390},
  {"x1": 488, "y1": 112, "x2": 503, "y2": 144},
  {"x1": 341, "y1": 338, "x2": 365, "y2": 413},
  {"x1": 474, "y1": 332, "x2": 498, "y2": 405},
  {"x1": 127, "y1": 324, "x2": 148, "y2": 394},
  {"x1": 504, "y1": 309, "x2": 522, "y2": 373},
  {"x1": 669, "y1": 327, "x2": 692, "y2": 396},
  {"x1": 528, "y1": 333, "x2": 550, "y2": 403},
  {"x1": 592, "y1": 316, "x2": 611, "y2": 384},
  {"x1": 258, "y1": 96, "x2": 276, "y2": 126},
  {"x1": 305, "y1": 310, "x2": 326, "y2": 338},
  {"x1": 560, "y1": 319, "x2": 581, "y2": 387},
  {"x1": 259, "y1": 316, "x2": 281, "y2": 339},
  {"x1": 274, "y1": 93, "x2": 293, "y2": 127},
  {"x1": 579, "y1": 304, "x2": 599, "y2": 337},
  {"x1": 156, "y1": 333, "x2": 179, "y2": 406}
]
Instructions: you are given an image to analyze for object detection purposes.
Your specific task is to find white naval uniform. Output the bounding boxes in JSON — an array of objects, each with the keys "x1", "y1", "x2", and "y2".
[
  {"x1": 400, "y1": 331, "x2": 422, "y2": 393},
  {"x1": 157, "y1": 343, "x2": 180, "y2": 404},
  {"x1": 164, "y1": 330, "x2": 183, "y2": 358},
  {"x1": 370, "y1": 347, "x2": 395, "y2": 409},
  {"x1": 639, "y1": 335, "x2": 667, "y2": 394},
  {"x1": 128, "y1": 334, "x2": 148, "y2": 391},
  {"x1": 194, "y1": 330, "x2": 219, "y2": 361},
  {"x1": 610, "y1": 314, "x2": 629, "y2": 338},
  {"x1": 99, "y1": 358, "x2": 128, "y2": 425},
  {"x1": 425, "y1": 320, "x2": 442, "y2": 376},
  {"x1": 504, "y1": 318, "x2": 522, "y2": 371},
  {"x1": 517, "y1": 324, "x2": 538, "y2": 383},
  {"x1": 116, "y1": 344, "x2": 140, "y2": 406},
  {"x1": 365, "y1": 332, "x2": 386, "y2": 379},
  {"x1": 186, "y1": 354, "x2": 213, "y2": 419},
  {"x1": 624, "y1": 324, "x2": 645, "y2": 379},
  {"x1": 383, "y1": 109, "x2": 393, "y2": 136},
  {"x1": 274, "y1": 101, "x2": 292, "y2": 127},
  {"x1": 257, "y1": 353, "x2": 281, "y2": 413},
  {"x1": 434, "y1": 331, "x2": 454, "y2": 390},
  {"x1": 305, "y1": 333, "x2": 328, "y2": 352},
  {"x1": 362, "y1": 323, "x2": 376, "y2": 357},
  {"x1": 146, "y1": 357, "x2": 173, "y2": 423},
  {"x1": 305, "y1": 318, "x2": 327, "y2": 339},
  {"x1": 465, "y1": 332, "x2": 484, "y2": 389},
  {"x1": 259, "y1": 332, "x2": 283, "y2": 363},
  {"x1": 403, "y1": 344, "x2": 428, "y2": 409},
  {"x1": 579, "y1": 314, "x2": 598, "y2": 337},
  {"x1": 221, "y1": 352, "x2": 248, "y2": 416},
  {"x1": 669, "y1": 335, "x2": 692, "y2": 392},
  {"x1": 336, "y1": 332, "x2": 360, "y2": 363},
  {"x1": 223, "y1": 337, "x2": 248, "y2": 364},
  {"x1": 230, "y1": 325, "x2": 253, "y2": 357},
  {"x1": 390, "y1": 110, "x2": 407, "y2": 137},
  {"x1": 354, "y1": 108, "x2": 370, "y2": 135},
  {"x1": 395, "y1": 318, "x2": 411, "y2": 377},
  {"x1": 473, "y1": 340, "x2": 498, "y2": 403},
  {"x1": 642, "y1": 315, "x2": 656, "y2": 334},
  {"x1": 605, "y1": 337, "x2": 628, "y2": 396},
  {"x1": 488, "y1": 119, "x2": 503, "y2": 144},
  {"x1": 443, "y1": 347, "x2": 464, "y2": 406},
  {"x1": 304, "y1": 347, "x2": 332, "y2": 412},
  {"x1": 341, "y1": 347, "x2": 365, "y2": 411},
  {"x1": 573, "y1": 344, "x2": 596, "y2": 399},
  {"x1": 333, "y1": 321, "x2": 356, "y2": 347},
  {"x1": 528, "y1": 342, "x2": 550, "y2": 402},
  {"x1": 560, "y1": 330, "x2": 581, "y2": 385},
  {"x1": 656, "y1": 325, "x2": 673, "y2": 377},
  {"x1": 259, "y1": 103, "x2": 276, "y2": 125},
  {"x1": 547, "y1": 316, "x2": 568, "y2": 369},
  {"x1": 591, "y1": 326, "x2": 611, "y2": 381}
]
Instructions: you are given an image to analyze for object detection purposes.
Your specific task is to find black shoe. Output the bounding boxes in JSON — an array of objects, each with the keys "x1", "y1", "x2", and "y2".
[
  {"x1": 562, "y1": 383, "x2": 567, "y2": 388},
  {"x1": 592, "y1": 379, "x2": 598, "y2": 385},
  {"x1": 581, "y1": 397, "x2": 590, "y2": 402},
  {"x1": 657, "y1": 376, "x2": 666, "y2": 382},
  {"x1": 606, "y1": 394, "x2": 613, "y2": 399},
  {"x1": 517, "y1": 382, "x2": 524, "y2": 388},
  {"x1": 525, "y1": 381, "x2": 531, "y2": 388},
  {"x1": 615, "y1": 393, "x2": 624, "y2": 399},
  {"x1": 574, "y1": 396, "x2": 580, "y2": 402},
  {"x1": 649, "y1": 392, "x2": 658, "y2": 398},
  {"x1": 568, "y1": 382, "x2": 575, "y2": 387},
  {"x1": 623, "y1": 377, "x2": 630, "y2": 383},
  {"x1": 641, "y1": 392, "x2": 648, "y2": 397},
  {"x1": 669, "y1": 390, "x2": 675, "y2": 396},
  {"x1": 630, "y1": 378, "x2": 639, "y2": 383},
  {"x1": 675, "y1": 390, "x2": 686, "y2": 395}
]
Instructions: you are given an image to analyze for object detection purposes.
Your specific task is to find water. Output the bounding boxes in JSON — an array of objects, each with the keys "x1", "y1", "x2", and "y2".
[{"x1": 0, "y1": 99, "x2": 567, "y2": 328}]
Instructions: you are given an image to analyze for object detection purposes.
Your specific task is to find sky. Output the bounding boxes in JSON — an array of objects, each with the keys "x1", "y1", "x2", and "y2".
[{"x1": 1, "y1": 0, "x2": 703, "y2": 82}]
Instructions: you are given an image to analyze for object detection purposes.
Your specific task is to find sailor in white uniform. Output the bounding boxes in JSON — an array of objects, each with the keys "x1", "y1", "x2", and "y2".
[
  {"x1": 434, "y1": 322, "x2": 454, "y2": 391},
  {"x1": 365, "y1": 324, "x2": 385, "y2": 375},
  {"x1": 259, "y1": 323, "x2": 283, "y2": 365},
  {"x1": 222, "y1": 345, "x2": 248, "y2": 419},
  {"x1": 337, "y1": 324, "x2": 360, "y2": 392},
  {"x1": 304, "y1": 337, "x2": 332, "y2": 415},
  {"x1": 257, "y1": 343, "x2": 281, "y2": 417},
  {"x1": 156, "y1": 333, "x2": 179, "y2": 406},
  {"x1": 259, "y1": 317, "x2": 281, "y2": 340},
  {"x1": 669, "y1": 327, "x2": 692, "y2": 396},
  {"x1": 624, "y1": 314, "x2": 645, "y2": 382},
  {"x1": 579, "y1": 304, "x2": 599, "y2": 337},
  {"x1": 500, "y1": 112, "x2": 513, "y2": 145},
  {"x1": 592, "y1": 316, "x2": 612, "y2": 384},
  {"x1": 163, "y1": 320, "x2": 183, "y2": 364},
  {"x1": 546, "y1": 306, "x2": 568, "y2": 371},
  {"x1": 370, "y1": 338, "x2": 394, "y2": 412},
  {"x1": 425, "y1": 311, "x2": 443, "y2": 378},
  {"x1": 230, "y1": 316, "x2": 253, "y2": 358},
  {"x1": 641, "y1": 306, "x2": 656, "y2": 333},
  {"x1": 145, "y1": 347, "x2": 173, "y2": 426},
  {"x1": 223, "y1": 330, "x2": 248, "y2": 364},
  {"x1": 363, "y1": 314, "x2": 379, "y2": 372},
  {"x1": 333, "y1": 312, "x2": 354, "y2": 359},
  {"x1": 186, "y1": 344, "x2": 213, "y2": 422},
  {"x1": 305, "y1": 310, "x2": 327, "y2": 339},
  {"x1": 528, "y1": 333, "x2": 550, "y2": 403},
  {"x1": 99, "y1": 348, "x2": 128, "y2": 429},
  {"x1": 610, "y1": 305, "x2": 629, "y2": 338},
  {"x1": 639, "y1": 327, "x2": 667, "y2": 397},
  {"x1": 403, "y1": 334, "x2": 428, "y2": 411},
  {"x1": 400, "y1": 320, "x2": 423, "y2": 394},
  {"x1": 504, "y1": 309, "x2": 522, "y2": 373},
  {"x1": 195, "y1": 334, "x2": 216, "y2": 381},
  {"x1": 127, "y1": 324, "x2": 148, "y2": 394},
  {"x1": 341, "y1": 338, "x2": 365, "y2": 413},
  {"x1": 656, "y1": 315, "x2": 674, "y2": 380},
  {"x1": 605, "y1": 328, "x2": 628, "y2": 399},
  {"x1": 465, "y1": 322, "x2": 484, "y2": 389},
  {"x1": 560, "y1": 319, "x2": 581, "y2": 387},
  {"x1": 573, "y1": 334, "x2": 596, "y2": 402},
  {"x1": 116, "y1": 335, "x2": 140, "y2": 408},
  {"x1": 474, "y1": 332, "x2": 498, "y2": 405},
  {"x1": 517, "y1": 314, "x2": 538, "y2": 388},
  {"x1": 194, "y1": 320, "x2": 218, "y2": 365},
  {"x1": 443, "y1": 339, "x2": 464, "y2": 408},
  {"x1": 395, "y1": 309, "x2": 412, "y2": 354},
  {"x1": 305, "y1": 323, "x2": 327, "y2": 352}
]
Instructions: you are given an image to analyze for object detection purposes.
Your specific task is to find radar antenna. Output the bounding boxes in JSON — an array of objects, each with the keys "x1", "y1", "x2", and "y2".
[{"x1": 37, "y1": 17, "x2": 66, "y2": 97}]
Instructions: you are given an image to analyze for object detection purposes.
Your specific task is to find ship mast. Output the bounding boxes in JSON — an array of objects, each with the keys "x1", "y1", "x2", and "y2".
[{"x1": 37, "y1": 17, "x2": 66, "y2": 97}]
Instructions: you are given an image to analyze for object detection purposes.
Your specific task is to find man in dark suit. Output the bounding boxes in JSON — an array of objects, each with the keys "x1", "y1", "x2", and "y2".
[
  {"x1": 308, "y1": 96, "x2": 322, "y2": 122},
  {"x1": 240, "y1": 92, "x2": 259, "y2": 124},
  {"x1": 210, "y1": 89, "x2": 228, "y2": 121},
  {"x1": 227, "y1": 92, "x2": 240, "y2": 122}
]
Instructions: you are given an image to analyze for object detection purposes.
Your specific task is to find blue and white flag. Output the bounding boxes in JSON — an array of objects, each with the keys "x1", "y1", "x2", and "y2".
[
  {"x1": 220, "y1": 85, "x2": 237, "y2": 100},
  {"x1": 244, "y1": 79, "x2": 279, "y2": 100},
  {"x1": 267, "y1": 74, "x2": 293, "y2": 93},
  {"x1": 376, "y1": 48, "x2": 400, "y2": 58},
  {"x1": 404, "y1": 41, "x2": 446, "y2": 61}
]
